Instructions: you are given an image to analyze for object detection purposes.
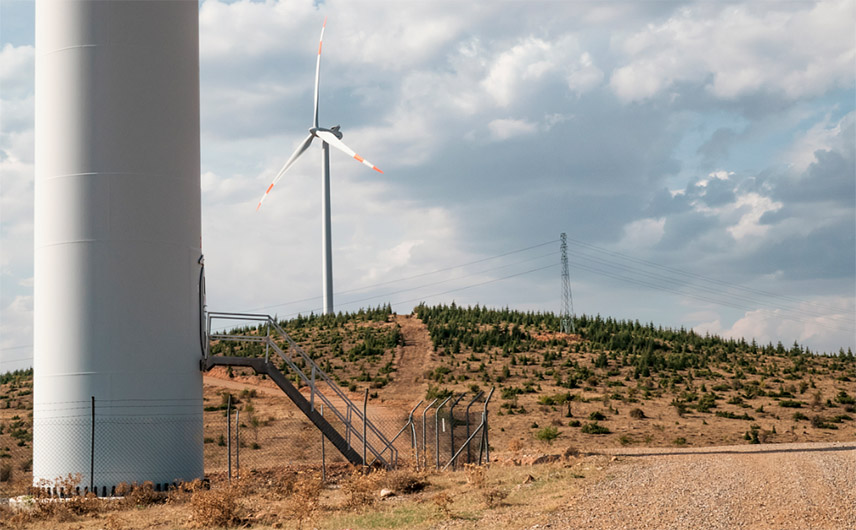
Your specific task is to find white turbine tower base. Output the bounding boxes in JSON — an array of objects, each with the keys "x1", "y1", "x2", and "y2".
[
  {"x1": 33, "y1": 0, "x2": 203, "y2": 490},
  {"x1": 256, "y1": 18, "x2": 383, "y2": 316}
]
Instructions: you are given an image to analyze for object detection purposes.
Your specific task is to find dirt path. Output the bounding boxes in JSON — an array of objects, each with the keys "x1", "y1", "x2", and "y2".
[
  {"x1": 470, "y1": 442, "x2": 856, "y2": 530},
  {"x1": 385, "y1": 314, "x2": 432, "y2": 403}
]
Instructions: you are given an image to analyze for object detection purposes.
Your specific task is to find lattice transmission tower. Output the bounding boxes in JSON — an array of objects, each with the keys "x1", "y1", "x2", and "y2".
[{"x1": 560, "y1": 233, "x2": 576, "y2": 333}]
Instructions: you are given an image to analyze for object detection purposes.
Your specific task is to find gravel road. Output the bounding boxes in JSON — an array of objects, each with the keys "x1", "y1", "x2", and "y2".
[{"x1": 553, "y1": 442, "x2": 856, "y2": 530}]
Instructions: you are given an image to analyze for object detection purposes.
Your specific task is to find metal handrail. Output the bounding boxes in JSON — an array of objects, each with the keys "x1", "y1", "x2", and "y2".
[
  {"x1": 206, "y1": 311, "x2": 397, "y2": 466},
  {"x1": 266, "y1": 319, "x2": 398, "y2": 464}
]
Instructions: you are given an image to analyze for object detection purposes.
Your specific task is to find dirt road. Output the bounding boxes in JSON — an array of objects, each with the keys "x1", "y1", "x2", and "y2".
[
  {"x1": 465, "y1": 442, "x2": 856, "y2": 530},
  {"x1": 385, "y1": 314, "x2": 433, "y2": 403}
]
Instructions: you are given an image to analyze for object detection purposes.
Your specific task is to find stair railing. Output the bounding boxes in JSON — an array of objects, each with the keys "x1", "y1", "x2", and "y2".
[{"x1": 206, "y1": 311, "x2": 397, "y2": 467}]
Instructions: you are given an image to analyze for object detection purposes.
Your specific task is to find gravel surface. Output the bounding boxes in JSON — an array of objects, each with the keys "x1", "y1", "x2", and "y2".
[
  {"x1": 554, "y1": 442, "x2": 856, "y2": 530},
  {"x1": 442, "y1": 442, "x2": 855, "y2": 530}
]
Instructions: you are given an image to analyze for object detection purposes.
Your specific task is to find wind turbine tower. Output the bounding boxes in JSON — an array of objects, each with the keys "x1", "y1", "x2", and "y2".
[
  {"x1": 257, "y1": 18, "x2": 383, "y2": 315},
  {"x1": 33, "y1": 0, "x2": 203, "y2": 490}
]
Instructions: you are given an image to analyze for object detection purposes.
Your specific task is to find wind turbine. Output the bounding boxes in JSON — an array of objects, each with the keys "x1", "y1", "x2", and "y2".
[{"x1": 257, "y1": 18, "x2": 383, "y2": 316}]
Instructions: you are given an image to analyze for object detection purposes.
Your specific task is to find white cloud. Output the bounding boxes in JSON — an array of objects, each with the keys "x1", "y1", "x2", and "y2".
[
  {"x1": 692, "y1": 296, "x2": 856, "y2": 353},
  {"x1": 487, "y1": 118, "x2": 537, "y2": 141},
  {"x1": 697, "y1": 170, "x2": 732, "y2": 187},
  {"x1": 610, "y1": 0, "x2": 856, "y2": 103},
  {"x1": 726, "y1": 193, "x2": 782, "y2": 240},
  {"x1": 618, "y1": 217, "x2": 665, "y2": 249},
  {"x1": 482, "y1": 35, "x2": 600, "y2": 107},
  {"x1": 566, "y1": 52, "x2": 604, "y2": 95},
  {"x1": 0, "y1": 295, "x2": 33, "y2": 371},
  {"x1": 786, "y1": 111, "x2": 855, "y2": 172}
]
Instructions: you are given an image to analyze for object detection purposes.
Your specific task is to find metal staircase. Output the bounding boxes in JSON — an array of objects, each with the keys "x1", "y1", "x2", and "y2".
[{"x1": 201, "y1": 312, "x2": 397, "y2": 468}]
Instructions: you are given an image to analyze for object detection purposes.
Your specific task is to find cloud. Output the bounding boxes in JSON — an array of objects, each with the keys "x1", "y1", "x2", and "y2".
[
  {"x1": 692, "y1": 295, "x2": 855, "y2": 353},
  {"x1": 618, "y1": 218, "x2": 665, "y2": 249},
  {"x1": 610, "y1": 1, "x2": 855, "y2": 103},
  {"x1": 487, "y1": 118, "x2": 537, "y2": 141},
  {"x1": 1, "y1": 0, "x2": 854, "y2": 365},
  {"x1": 0, "y1": 295, "x2": 33, "y2": 371}
]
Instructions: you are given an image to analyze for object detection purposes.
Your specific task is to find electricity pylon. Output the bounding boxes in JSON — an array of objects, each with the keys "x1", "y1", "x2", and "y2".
[{"x1": 560, "y1": 233, "x2": 576, "y2": 333}]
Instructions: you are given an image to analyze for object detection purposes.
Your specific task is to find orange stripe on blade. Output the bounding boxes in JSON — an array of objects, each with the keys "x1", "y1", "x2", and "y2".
[
  {"x1": 374, "y1": 167, "x2": 383, "y2": 173},
  {"x1": 354, "y1": 154, "x2": 364, "y2": 163},
  {"x1": 266, "y1": 183, "x2": 274, "y2": 193},
  {"x1": 318, "y1": 42, "x2": 323, "y2": 55}
]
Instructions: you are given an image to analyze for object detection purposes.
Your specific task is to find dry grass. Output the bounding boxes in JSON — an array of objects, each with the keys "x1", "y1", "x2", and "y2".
[
  {"x1": 188, "y1": 484, "x2": 243, "y2": 528},
  {"x1": 340, "y1": 468, "x2": 385, "y2": 509}
]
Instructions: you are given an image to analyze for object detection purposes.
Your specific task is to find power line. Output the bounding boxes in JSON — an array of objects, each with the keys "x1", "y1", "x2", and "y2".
[
  {"x1": 242, "y1": 239, "x2": 559, "y2": 312},
  {"x1": 261, "y1": 262, "x2": 561, "y2": 321},
  {"x1": 0, "y1": 344, "x2": 33, "y2": 351},
  {"x1": 566, "y1": 257, "x2": 855, "y2": 334},
  {"x1": 564, "y1": 235, "x2": 855, "y2": 317}
]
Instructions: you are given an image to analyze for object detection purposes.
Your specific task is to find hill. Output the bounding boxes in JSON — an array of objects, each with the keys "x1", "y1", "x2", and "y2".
[{"x1": 2, "y1": 304, "x2": 855, "y2": 496}]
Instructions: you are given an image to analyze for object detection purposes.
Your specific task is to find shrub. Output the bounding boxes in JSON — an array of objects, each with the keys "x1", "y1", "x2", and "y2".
[
  {"x1": 384, "y1": 468, "x2": 427, "y2": 494},
  {"x1": 836, "y1": 391, "x2": 855, "y2": 405},
  {"x1": 482, "y1": 487, "x2": 508, "y2": 508},
  {"x1": 432, "y1": 492, "x2": 453, "y2": 516},
  {"x1": 715, "y1": 411, "x2": 754, "y2": 421},
  {"x1": 588, "y1": 411, "x2": 607, "y2": 421},
  {"x1": 673, "y1": 437, "x2": 687, "y2": 446},
  {"x1": 568, "y1": 420, "x2": 581, "y2": 427},
  {"x1": 581, "y1": 422, "x2": 610, "y2": 434},
  {"x1": 0, "y1": 463, "x2": 11, "y2": 482},
  {"x1": 121, "y1": 482, "x2": 162, "y2": 508},
  {"x1": 464, "y1": 463, "x2": 486, "y2": 489},
  {"x1": 629, "y1": 408, "x2": 646, "y2": 419},
  {"x1": 286, "y1": 473, "x2": 323, "y2": 528},
  {"x1": 341, "y1": 469, "x2": 384, "y2": 509},
  {"x1": 779, "y1": 400, "x2": 803, "y2": 408},
  {"x1": 792, "y1": 412, "x2": 809, "y2": 421},
  {"x1": 189, "y1": 486, "x2": 242, "y2": 528},
  {"x1": 811, "y1": 415, "x2": 838, "y2": 429},
  {"x1": 534, "y1": 426, "x2": 560, "y2": 444}
]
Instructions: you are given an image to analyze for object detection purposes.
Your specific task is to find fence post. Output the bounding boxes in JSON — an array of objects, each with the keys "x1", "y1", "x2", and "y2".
[
  {"x1": 421, "y1": 398, "x2": 437, "y2": 471},
  {"x1": 90, "y1": 396, "x2": 95, "y2": 494},
  {"x1": 227, "y1": 393, "x2": 232, "y2": 483},
  {"x1": 235, "y1": 410, "x2": 240, "y2": 480},
  {"x1": 464, "y1": 391, "x2": 483, "y2": 465},
  {"x1": 320, "y1": 404, "x2": 326, "y2": 482},
  {"x1": 448, "y1": 393, "x2": 466, "y2": 470},
  {"x1": 435, "y1": 396, "x2": 452, "y2": 470},
  {"x1": 362, "y1": 389, "x2": 368, "y2": 472}
]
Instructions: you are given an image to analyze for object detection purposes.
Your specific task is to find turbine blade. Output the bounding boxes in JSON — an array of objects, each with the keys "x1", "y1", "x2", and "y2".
[
  {"x1": 313, "y1": 17, "x2": 327, "y2": 129},
  {"x1": 256, "y1": 133, "x2": 315, "y2": 210},
  {"x1": 316, "y1": 130, "x2": 383, "y2": 173}
]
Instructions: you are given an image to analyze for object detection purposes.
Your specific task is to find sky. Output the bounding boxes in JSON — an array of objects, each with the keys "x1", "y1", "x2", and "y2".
[{"x1": 1, "y1": 0, "x2": 854, "y2": 373}]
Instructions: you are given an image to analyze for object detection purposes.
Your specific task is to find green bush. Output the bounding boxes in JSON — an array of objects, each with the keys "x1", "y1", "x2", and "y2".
[
  {"x1": 581, "y1": 422, "x2": 610, "y2": 435},
  {"x1": 534, "y1": 426, "x2": 560, "y2": 444}
]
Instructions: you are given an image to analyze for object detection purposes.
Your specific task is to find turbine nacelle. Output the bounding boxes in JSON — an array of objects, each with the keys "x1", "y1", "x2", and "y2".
[{"x1": 310, "y1": 126, "x2": 343, "y2": 140}]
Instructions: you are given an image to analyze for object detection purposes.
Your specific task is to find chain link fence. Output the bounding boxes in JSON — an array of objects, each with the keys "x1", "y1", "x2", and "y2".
[
  {"x1": 20, "y1": 388, "x2": 492, "y2": 494},
  {"x1": 31, "y1": 397, "x2": 203, "y2": 495},
  {"x1": 204, "y1": 388, "x2": 492, "y2": 481}
]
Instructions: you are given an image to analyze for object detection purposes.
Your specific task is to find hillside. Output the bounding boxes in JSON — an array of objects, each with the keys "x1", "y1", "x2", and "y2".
[
  {"x1": 2, "y1": 304, "x2": 855, "y2": 495},
  {"x1": 210, "y1": 303, "x2": 855, "y2": 448}
]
